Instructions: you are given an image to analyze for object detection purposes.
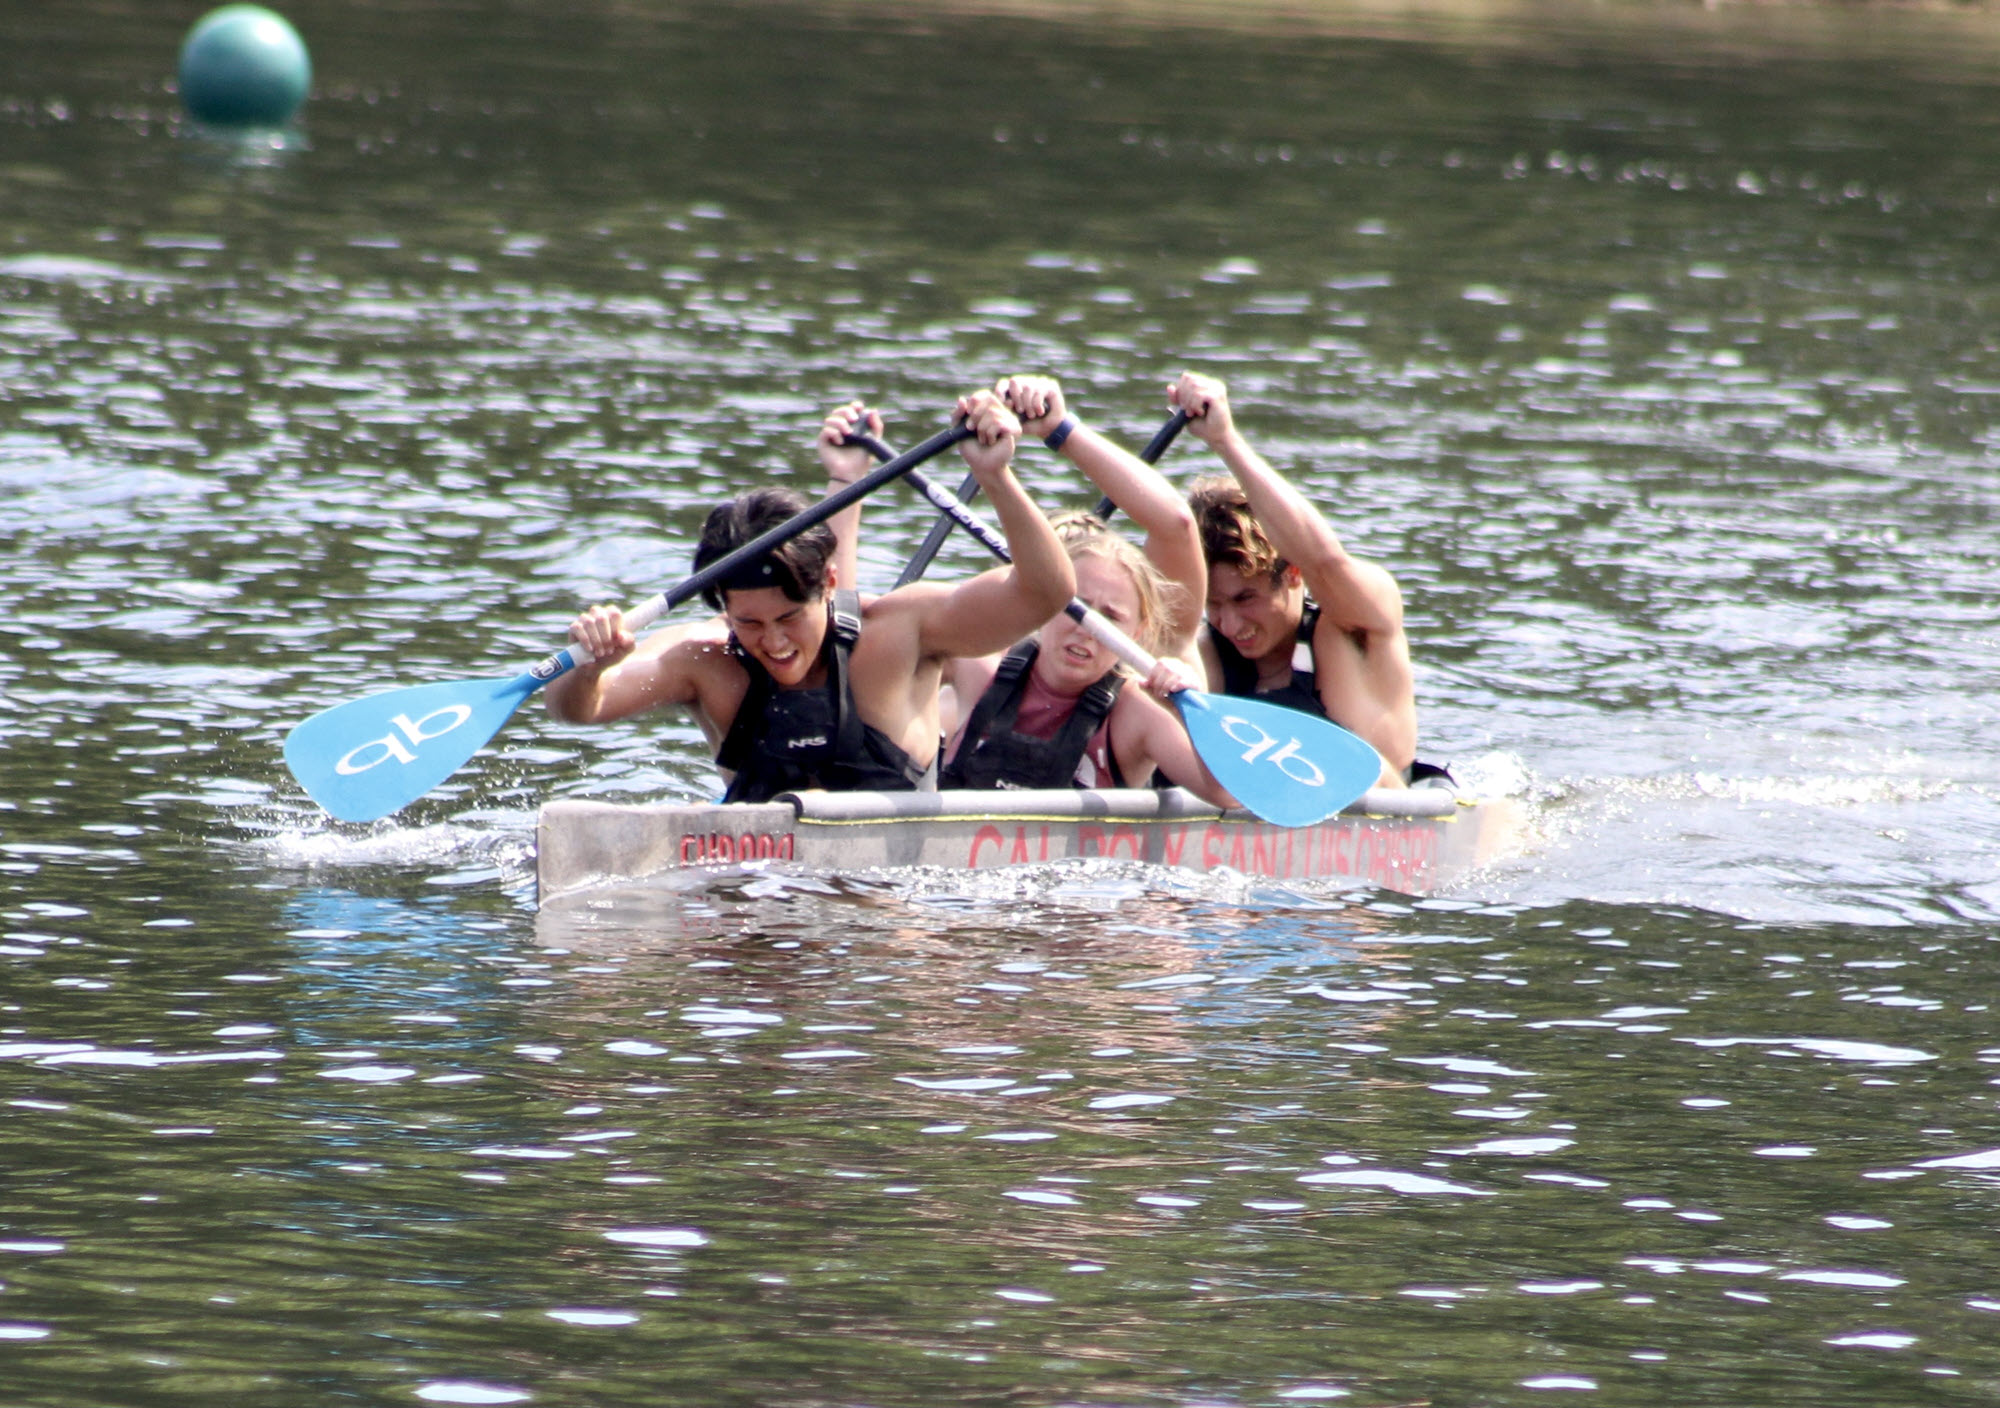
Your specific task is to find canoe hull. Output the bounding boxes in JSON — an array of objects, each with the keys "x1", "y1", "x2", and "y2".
[{"x1": 535, "y1": 787, "x2": 1519, "y2": 907}]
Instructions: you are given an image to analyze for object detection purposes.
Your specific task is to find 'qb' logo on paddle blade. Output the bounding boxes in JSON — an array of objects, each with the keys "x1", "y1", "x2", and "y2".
[
  {"x1": 1173, "y1": 689, "x2": 1381, "y2": 828},
  {"x1": 285, "y1": 673, "x2": 543, "y2": 823},
  {"x1": 1219, "y1": 713, "x2": 1327, "y2": 788},
  {"x1": 335, "y1": 705, "x2": 475, "y2": 776}
]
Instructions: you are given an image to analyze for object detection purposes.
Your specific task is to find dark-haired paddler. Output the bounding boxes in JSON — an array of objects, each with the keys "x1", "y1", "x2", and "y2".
[{"x1": 546, "y1": 391, "x2": 1076, "y2": 803}]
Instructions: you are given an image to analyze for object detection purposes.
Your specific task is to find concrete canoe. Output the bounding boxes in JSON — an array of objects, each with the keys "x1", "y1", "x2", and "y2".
[{"x1": 536, "y1": 786, "x2": 1520, "y2": 908}]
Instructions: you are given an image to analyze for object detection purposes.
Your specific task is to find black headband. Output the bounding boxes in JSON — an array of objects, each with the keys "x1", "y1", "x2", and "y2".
[{"x1": 715, "y1": 553, "x2": 796, "y2": 598}]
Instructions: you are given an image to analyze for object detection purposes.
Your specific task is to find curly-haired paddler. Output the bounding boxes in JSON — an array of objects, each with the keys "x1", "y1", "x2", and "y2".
[{"x1": 1173, "y1": 371, "x2": 1446, "y2": 789}]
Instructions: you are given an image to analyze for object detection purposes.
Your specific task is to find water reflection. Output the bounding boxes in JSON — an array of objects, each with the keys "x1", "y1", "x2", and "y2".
[{"x1": 8, "y1": 852, "x2": 2000, "y2": 1402}]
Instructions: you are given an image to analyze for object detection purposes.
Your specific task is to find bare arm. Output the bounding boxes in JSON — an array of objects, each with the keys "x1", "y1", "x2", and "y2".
[
  {"x1": 1109, "y1": 683, "x2": 1236, "y2": 809},
  {"x1": 938, "y1": 653, "x2": 1001, "y2": 765},
  {"x1": 816, "y1": 400, "x2": 880, "y2": 592},
  {"x1": 1171, "y1": 371, "x2": 1403, "y2": 638},
  {"x1": 908, "y1": 391, "x2": 1076, "y2": 661},
  {"x1": 543, "y1": 607, "x2": 719, "y2": 724},
  {"x1": 1197, "y1": 628, "x2": 1226, "y2": 694},
  {"x1": 997, "y1": 375, "x2": 1205, "y2": 656}
]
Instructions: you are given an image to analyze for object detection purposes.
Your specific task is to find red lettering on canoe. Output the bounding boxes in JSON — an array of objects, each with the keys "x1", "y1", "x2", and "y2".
[
  {"x1": 1332, "y1": 827, "x2": 1355, "y2": 875},
  {"x1": 1201, "y1": 825, "x2": 1225, "y2": 868},
  {"x1": 681, "y1": 830, "x2": 793, "y2": 866},
  {"x1": 1251, "y1": 828, "x2": 1276, "y2": 876},
  {"x1": 969, "y1": 825, "x2": 1005, "y2": 867}
]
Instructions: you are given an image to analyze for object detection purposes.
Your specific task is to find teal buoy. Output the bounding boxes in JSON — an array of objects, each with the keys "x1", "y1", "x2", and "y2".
[{"x1": 178, "y1": 5, "x2": 311, "y2": 128}]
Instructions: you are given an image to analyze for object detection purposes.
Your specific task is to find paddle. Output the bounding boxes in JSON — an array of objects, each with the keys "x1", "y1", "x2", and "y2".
[
  {"x1": 1090, "y1": 407, "x2": 1191, "y2": 522},
  {"x1": 894, "y1": 470, "x2": 980, "y2": 588},
  {"x1": 283, "y1": 420, "x2": 975, "y2": 824},
  {"x1": 841, "y1": 428, "x2": 1384, "y2": 827},
  {"x1": 893, "y1": 408, "x2": 1189, "y2": 587}
]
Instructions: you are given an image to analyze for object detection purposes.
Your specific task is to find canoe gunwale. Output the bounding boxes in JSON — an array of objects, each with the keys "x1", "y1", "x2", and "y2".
[{"x1": 788, "y1": 785, "x2": 1460, "y2": 824}]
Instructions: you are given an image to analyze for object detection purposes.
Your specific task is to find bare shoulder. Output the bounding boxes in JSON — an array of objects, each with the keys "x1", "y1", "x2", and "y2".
[
  {"x1": 1309, "y1": 555, "x2": 1406, "y2": 636},
  {"x1": 1112, "y1": 679, "x2": 1179, "y2": 739},
  {"x1": 1112, "y1": 680, "x2": 1160, "y2": 736},
  {"x1": 674, "y1": 630, "x2": 746, "y2": 678},
  {"x1": 857, "y1": 580, "x2": 953, "y2": 649},
  {"x1": 656, "y1": 630, "x2": 747, "y2": 709},
  {"x1": 1112, "y1": 678, "x2": 1168, "y2": 718},
  {"x1": 859, "y1": 582, "x2": 948, "y2": 619},
  {"x1": 634, "y1": 613, "x2": 729, "y2": 662}
]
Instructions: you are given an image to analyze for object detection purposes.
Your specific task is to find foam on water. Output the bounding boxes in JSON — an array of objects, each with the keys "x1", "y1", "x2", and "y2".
[
  {"x1": 1470, "y1": 762, "x2": 1996, "y2": 925},
  {"x1": 246, "y1": 817, "x2": 537, "y2": 890}
]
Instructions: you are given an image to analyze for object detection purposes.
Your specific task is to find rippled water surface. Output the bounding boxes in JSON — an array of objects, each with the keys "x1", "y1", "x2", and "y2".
[{"x1": 3, "y1": 0, "x2": 1999, "y2": 1403}]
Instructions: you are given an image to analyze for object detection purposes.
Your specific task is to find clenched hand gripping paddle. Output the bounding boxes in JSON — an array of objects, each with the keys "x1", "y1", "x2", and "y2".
[
  {"x1": 283, "y1": 421, "x2": 975, "y2": 823},
  {"x1": 844, "y1": 428, "x2": 1384, "y2": 827}
]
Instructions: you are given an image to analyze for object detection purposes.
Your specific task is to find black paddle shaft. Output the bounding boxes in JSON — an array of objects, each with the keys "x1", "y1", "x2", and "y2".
[
  {"x1": 875, "y1": 406, "x2": 1190, "y2": 586},
  {"x1": 846, "y1": 431, "x2": 1013, "y2": 564},
  {"x1": 893, "y1": 470, "x2": 981, "y2": 588},
  {"x1": 844, "y1": 431, "x2": 1102, "y2": 636},
  {"x1": 664, "y1": 420, "x2": 973, "y2": 612},
  {"x1": 1091, "y1": 407, "x2": 1192, "y2": 522}
]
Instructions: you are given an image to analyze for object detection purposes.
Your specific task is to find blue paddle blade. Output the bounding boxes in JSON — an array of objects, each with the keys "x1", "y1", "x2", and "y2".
[
  {"x1": 282, "y1": 672, "x2": 545, "y2": 823},
  {"x1": 1172, "y1": 689, "x2": 1384, "y2": 828}
]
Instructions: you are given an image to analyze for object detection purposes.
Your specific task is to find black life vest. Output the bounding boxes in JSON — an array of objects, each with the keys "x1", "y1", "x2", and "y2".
[
  {"x1": 1212, "y1": 601, "x2": 1328, "y2": 719},
  {"x1": 714, "y1": 590, "x2": 935, "y2": 804},
  {"x1": 939, "y1": 640, "x2": 1127, "y2": 791}
]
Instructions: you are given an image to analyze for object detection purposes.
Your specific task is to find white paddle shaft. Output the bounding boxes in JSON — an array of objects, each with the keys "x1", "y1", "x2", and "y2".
[
  {"x1": 563, "y1": 590, "x2": 669, "y2": 665},
  {"x1": 1061, "y1": 600, "x2": 1175, "y2": 690},
  {"x1": 904, "y1": 461, "x2": 1180, "y2": 688}
]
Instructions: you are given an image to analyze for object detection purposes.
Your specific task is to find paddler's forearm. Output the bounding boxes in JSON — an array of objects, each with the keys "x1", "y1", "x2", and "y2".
[
  {"x1": 544, "y1": 664, "x2": 608, "y2": 724},
  {"x1": 984, "y1": 465, "x2": 1075, "y2": 622},
  {"x1": 825, "y1": 468, "x2": 865, "y2": 591},
  {"x1": 1208, "y1": 427, "x2": 1352, "y2": 571},
  {"x1": 1057, "y1": 419, "x2": 1206, "y2": 653},
  {"x1": 1061, "y1": 420, "x2": 1196, "y2": 544}
]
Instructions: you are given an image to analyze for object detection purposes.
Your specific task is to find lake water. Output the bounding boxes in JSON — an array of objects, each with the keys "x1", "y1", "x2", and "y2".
[{"x1": 3, "y1": 0, "x2": 1999, "y2": 1403}]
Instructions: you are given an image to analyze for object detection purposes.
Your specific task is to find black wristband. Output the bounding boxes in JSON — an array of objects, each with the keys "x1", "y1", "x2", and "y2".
[{"x1": 1043, "y1": 414, "x2": 1078, "y2": 452}]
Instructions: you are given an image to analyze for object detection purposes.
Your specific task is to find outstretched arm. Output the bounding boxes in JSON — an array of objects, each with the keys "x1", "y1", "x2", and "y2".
[
  {"x1": 999, "y1": 374, "x2": 1206, "y2": 659},
  {"x1": 1170, "y1": 371, "x2": 1402, "y2": 638}
]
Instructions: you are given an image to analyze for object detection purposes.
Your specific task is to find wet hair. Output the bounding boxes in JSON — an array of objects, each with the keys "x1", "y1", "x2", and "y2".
[
  {"x1": 1188, "y1": 475, "x2": 1287, "y2": 582},
  {"x1": 1048, "y1": 510, "x2": 1185, "y2": 660},
  {"x1": 693, "y1": 487, "x2": 835, "y2": 611}
]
